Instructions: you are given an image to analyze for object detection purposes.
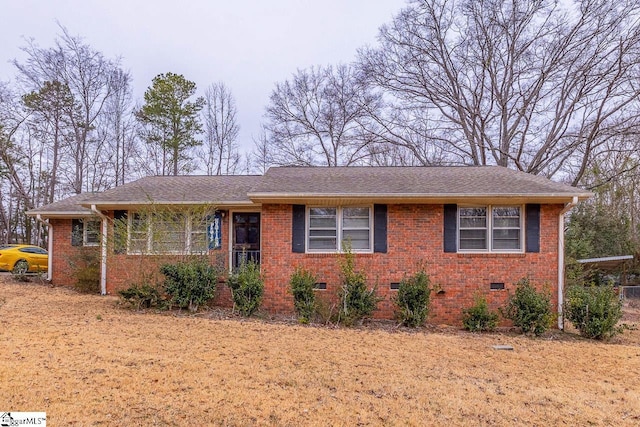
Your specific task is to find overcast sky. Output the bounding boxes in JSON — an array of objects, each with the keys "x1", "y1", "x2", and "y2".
[{"x1": 1, "y1": 0, "x2": 407, "y2": 152}]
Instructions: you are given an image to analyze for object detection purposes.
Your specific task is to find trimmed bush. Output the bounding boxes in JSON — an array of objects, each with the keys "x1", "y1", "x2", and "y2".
[
  {"x1": 462, "y1": 295, "x2": 499, "y2": 332},
  {"x1": 394, "y1": 270, "x2": 432, "y2": 327},
  {"x1": 228, "y1": 260, "x2": 264, "y2": 317},
  {"x1": 160, "y1": 258, "x2": 219, "y2": 312},
  {"x1": 289, "y1": 267, "x2": 317, "y2": 324},
  {"x1": 565, "y1": 284, "x2": 622, "y2": 340},
  {"x1": 118, "y1": 277, "x2": 161, "y2": 310},
  {"x1": 337, "y1": 245, "x2": 380, "y2": 326},
  {"x1": 502, "y1": 278, "x2": 553, "y2": 336}
]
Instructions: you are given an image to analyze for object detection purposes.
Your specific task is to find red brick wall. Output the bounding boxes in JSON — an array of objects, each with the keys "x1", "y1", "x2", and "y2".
[
  {"x1": 103, "y1": 214, "x2": 232, "y2": 307},
  {"x1": 260, "y1": 203, "x2": 562, "y2": 325},
  {"x1": 50, "y1": 216, "x2": 233, "y2": 306},
  {"x1": 51, "y1": 204, "x2": 562, "y2": 326},
  {"x1": 49, "y1": 219, "x2": 100, "y2": 287}
]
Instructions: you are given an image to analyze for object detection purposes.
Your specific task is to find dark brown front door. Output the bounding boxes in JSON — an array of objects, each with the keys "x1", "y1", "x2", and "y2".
[{"x1": 233, "y1": 212, "x2": 260, "y2": 268}]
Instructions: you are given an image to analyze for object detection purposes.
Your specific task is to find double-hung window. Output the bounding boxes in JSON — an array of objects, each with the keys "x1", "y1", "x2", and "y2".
[
  {"x1": 458, "y1": 207, "x2": 488, "y2": 250},
  {"x1": 492, "y1": 207, "x2": 521, "y2": 250},
  {"x1": 189, "y1": 216, "x2": 209, "y2": 253},
  {"x1": 129, "y1": 212, "x2": 149, "y2": 253},
  {"x1": 307, "y1": 206, "x2": 371, "y2": 252},
  {"x1": 153, "y1": 212, "x2": 186, "y2": 253},
  {"x1": 127, "y1": 211, "x2": 209, "y2": 254},
  {"x1": 458, "y1": 205, "x2": 522, "y2": 252},
  {"x1": 84, "y1": 220, "x2": 100, "y2": 246},
  {"x1": 71, "y1": 218, "x2": 101, "y2": 246},
  {"x1": 308, "y1": 208, "x2": 337, "y2": 250}
]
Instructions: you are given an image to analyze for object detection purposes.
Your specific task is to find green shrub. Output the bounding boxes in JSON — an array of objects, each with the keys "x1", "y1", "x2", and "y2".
[
  {"x1": 118, "y1": 276, "x2": 162, "y2": 310},
  {"x1": 565, "y1": 284, "x2": 622, "y2": 340},
  {"x1": 394, "y1": 270, "x2": 432, "y2": 327},
  {"x1": 462, "y1": 295, "x2": 499, "y2": 332},
  {"x1": 502, "y1": 278, "x2": 553, "y2": 336},
  {"x1": 160, "y1": 257, "x2": 219, "y2": 312},
  {"x1": 228, "y1": 260, "x2": 264, "y2": 317},
  {"x1": 337, "y1": 244, "x2": 380, "y2": 326},
  {"x1": 289, "y1": 267, "x2": 317, "y2": 324}
]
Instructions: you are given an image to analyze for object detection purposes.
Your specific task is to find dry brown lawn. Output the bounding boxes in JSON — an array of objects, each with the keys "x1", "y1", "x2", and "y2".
[{"x1": 1, "y1": 276, "x2": 640, "y2": 426}]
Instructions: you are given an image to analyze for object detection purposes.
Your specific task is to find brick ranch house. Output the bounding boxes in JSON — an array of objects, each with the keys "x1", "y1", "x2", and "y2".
[{"x1": 27, "y1": 166, "x2": 591, "y2": 327}]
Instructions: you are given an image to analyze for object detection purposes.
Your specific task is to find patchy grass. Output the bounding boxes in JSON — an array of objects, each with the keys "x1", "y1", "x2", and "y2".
[{"x1": 1, "y1": 276, "x2": 639, "y2": 426}]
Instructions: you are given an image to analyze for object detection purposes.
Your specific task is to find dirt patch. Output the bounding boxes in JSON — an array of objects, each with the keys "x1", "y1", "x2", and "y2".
[
  {"x1": 1, "y1": 277, "x2": 639, "y2": 426},
  {"x1": 622, "y1": 299, "x2": 640, "y2": 322}
]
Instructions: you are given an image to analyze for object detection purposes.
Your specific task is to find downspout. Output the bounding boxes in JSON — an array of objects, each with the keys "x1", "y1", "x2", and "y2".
[
  {"x1": 91, "y1": 205, "x2": 109, "y2": 295},
  {"x1": 35, "y1": 214, "x2": 53, "y2": 282},
  {"x1": 558, "y1": 196, "x2": 578, "y2": 330}
]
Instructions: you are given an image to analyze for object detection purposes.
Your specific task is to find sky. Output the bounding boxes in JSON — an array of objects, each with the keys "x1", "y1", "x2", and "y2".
[{"x1": 1, "y1": 0, "x2": 407, "y2": 152}]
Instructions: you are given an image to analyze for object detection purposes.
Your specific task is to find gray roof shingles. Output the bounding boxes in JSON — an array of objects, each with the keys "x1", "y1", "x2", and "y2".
[
  {"x1": 251, "y1": 166, "x2": 589, "y2": 197},
  {"x1": 83, "y1": 175, "x2": 262, "y2": 204},
  {"x1": 27, "y1": 166, "x2": 591, "y2": 217},
  {"x1": 28, "y1": 193, "x2": 98, "y2": 215}
]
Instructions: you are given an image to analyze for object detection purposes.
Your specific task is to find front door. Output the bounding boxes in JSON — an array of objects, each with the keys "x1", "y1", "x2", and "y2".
[{"x1": 232, "y1": 212, "x2": 260, "y2": 268}]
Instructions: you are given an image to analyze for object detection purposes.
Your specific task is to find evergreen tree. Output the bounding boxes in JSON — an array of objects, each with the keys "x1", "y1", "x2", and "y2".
[{"x1": 136, "y1": 73, "x2": 204, "y2": 175}]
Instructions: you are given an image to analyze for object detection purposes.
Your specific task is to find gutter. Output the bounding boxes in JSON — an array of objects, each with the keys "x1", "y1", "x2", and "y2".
[
  {"x1": 557, "y1": 196, "x2": 578, "y2": 330},
  {"x1": 247, "y1": 192, "x2": 593, "y2": 199},
  {"x1": 35, "y1": 214, "x2": 53, "y2": 281},
  {"x1": 91, "y1": 205, "x2": 109, "y2": 295}
]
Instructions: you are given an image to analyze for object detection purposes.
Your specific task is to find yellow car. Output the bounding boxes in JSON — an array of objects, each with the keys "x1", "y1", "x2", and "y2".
[{"x1": 0, "y1": 244, "x2": 48, "y2": 274}]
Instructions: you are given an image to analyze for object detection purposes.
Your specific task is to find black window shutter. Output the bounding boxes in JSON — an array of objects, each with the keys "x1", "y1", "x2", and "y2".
[
  {"x1": 292, "y1": 205, "x2": 305, "y2": 253},
  {"x1": 443, "y1": 204, "x2": 457, "y2": 253},
  {"x1": 525, "y1": 204, "x2": 540, "y2": 253},
  {"x1": 114, "y1": 210, "x2": 128, "y2": 254},
  {"x1": 373, "y1": 204, "x2": 387, "y2": 253},
  {"x1": 71, "y1": 219, "x2": 83, "y2": 246}
]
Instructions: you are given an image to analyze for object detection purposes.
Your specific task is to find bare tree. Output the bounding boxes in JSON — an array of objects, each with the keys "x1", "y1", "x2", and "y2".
[
  {"x1": 359, "y1": 0, "x2": 640, "y2": 184},
  {"x1": 22, "y1": 80, "x2": 76, "y2": 203},
  {"x1": 199, "y1": 82, "x2": 241, "y2": 175},
  {"x1": 264, "y1": 64, "x2": 382, "y2": 166},
  {"x1": 97, "y1": 68, "x2": 139, "y2": 186},
  {"x1": 249, "y1": 126, "x2": 274, "y2": 174},
  {"x1": 0, "y1": 83, "x2": 43, "y2": 244},
  {"x1": 14, "y1": 26, "x2": 122, "y2": 193}
]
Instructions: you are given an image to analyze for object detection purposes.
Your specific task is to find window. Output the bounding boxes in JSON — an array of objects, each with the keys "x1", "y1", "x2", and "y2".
[
  {"x1": 127, "y1": 211, "x2": 209, "y2": 254},
  {"x1": 492, "y1": 207, "x2": 521, "y2": 250},
  {"x1": 308, "y1": 208, "x2": 337, "y2": 250},
  {"x1": 71, "y1": 218, "x2": 101, "y2": 246},
  {"x1": 459, "y1": 207, "x2": 487, "y2": 250},
  {"x1": 153, "y1": 213, "x2": 186, "y2": 253},
  {"x1": 458, "y1": 206, "x2": 522, "y2": 252},
  {"x1": 307, "y1": 206, "x2": 371, "y2": 252},
  {"x1": 84, "y1": 220, "x2": 100, "y2": 246},
  {"x1": 129, "y1": 212, "x2": 149, "y2": 253},
  {"x1": 342, "y1": 207, "x2": 371, "y2": 250},
  {"x1": 19, "y1": 247, "x2": 48, "y2": 255},
  {"x1": 189, "y1": 216, "x2": 209, "y2": 253}
]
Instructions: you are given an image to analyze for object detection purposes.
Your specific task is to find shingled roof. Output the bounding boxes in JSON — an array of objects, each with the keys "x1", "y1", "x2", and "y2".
[
  {"x1": 27, "y1": 193, "x2": 99, "y2": 217},
  {"x1": 27, "y1": 166, "x2": 591, "y2": 217},
  {"x1": 248, "y1": 166, "x2": 591, "y2": 204},
  {"x1": 80, "y1": 175, "x2": 262, "y2": 209}
]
